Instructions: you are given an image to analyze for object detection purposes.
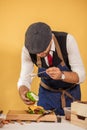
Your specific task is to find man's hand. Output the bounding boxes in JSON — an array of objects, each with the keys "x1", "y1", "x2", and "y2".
[
  {"x1": 46, "y1": 67, "x2": 79, "y2": 83},
  {"x1": 46, "y1": 67, "x2": 62, "y2": 80},
  {"x1": 19, "y1": 86, "x2": 35, "y2": 105}
]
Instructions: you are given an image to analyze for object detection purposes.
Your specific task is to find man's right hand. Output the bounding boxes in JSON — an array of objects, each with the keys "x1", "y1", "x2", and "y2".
[{"x1": 19, "y1": 86, "x2": 35, "y2": 105}]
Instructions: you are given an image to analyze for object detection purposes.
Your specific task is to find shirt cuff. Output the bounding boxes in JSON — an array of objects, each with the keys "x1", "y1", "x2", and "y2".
[{"x1": 17, "y1": 81, "x2": 31, "y2": 90}]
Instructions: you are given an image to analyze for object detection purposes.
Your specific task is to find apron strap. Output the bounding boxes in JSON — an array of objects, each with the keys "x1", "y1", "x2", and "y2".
[
  {"x1": 40, "y1": 80, "x2": 75, "y2": 108},
  {"x1": 36, "y1": 55, "x2": 42, "y2": 68},
  {"x1": 52, "y1": 34, "x2": 66, "y2": 66},
  {"x1": 61, "y1": 90, "x2": 75, "y2": 108}
]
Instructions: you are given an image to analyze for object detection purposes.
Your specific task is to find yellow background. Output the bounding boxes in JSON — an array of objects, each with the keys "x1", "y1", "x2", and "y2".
[{"x1": 0, "y1": 0, "x2": 87, "y2": 114}]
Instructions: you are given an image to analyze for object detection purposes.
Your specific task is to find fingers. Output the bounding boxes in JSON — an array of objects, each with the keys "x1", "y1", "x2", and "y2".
[
  {"x1": 23, "y1": 99, "x2": 35, "y2": 105},
  {"x1": 46, "y1": 67, "x2": 57, "y2": 73},
  {"x1": 19, "y1": 86, "x2": 36, "y2": 105},
  {"x1": 22, "y1": 96, "x2": 35, "y2": 105},
  {"x1": 46, "y1": 67, "x2": 62, "y2": 80},
  {"x1": 20, "y1": 90, "x2": 35, "y2": 105}
]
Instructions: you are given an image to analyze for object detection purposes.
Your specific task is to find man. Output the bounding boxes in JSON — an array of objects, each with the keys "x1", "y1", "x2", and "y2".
[{"x1": 17, "y1": 22, "x2": 86, "y2": 115}]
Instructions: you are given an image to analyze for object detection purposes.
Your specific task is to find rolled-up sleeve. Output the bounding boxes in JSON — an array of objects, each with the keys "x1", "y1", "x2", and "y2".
[
  {"x1": 17, "y1": 46, "x2": 34, "y2": 89},
  {"x1": 66, "y1": 34, "x2": 86, "y2": 83}
]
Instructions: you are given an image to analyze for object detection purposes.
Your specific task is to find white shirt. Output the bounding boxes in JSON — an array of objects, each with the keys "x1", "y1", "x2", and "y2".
[{"x1": 17, "y1": 34, "x2": 86, "y2": 89}]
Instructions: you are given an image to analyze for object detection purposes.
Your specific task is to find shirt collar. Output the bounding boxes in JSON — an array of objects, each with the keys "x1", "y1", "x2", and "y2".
[{"x1": 45, "y1": 39, "x2": 55, "y2": 66}]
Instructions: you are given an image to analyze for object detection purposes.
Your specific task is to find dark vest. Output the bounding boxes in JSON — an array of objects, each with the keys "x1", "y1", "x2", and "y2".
[{"x1": 29, "y1": 31, "x2": 71, "y2": 70}]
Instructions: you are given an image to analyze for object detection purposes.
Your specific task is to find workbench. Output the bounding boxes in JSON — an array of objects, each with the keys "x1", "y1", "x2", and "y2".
[{"x1": 0, "y1": 114, "x2": 86, "y2": 130}]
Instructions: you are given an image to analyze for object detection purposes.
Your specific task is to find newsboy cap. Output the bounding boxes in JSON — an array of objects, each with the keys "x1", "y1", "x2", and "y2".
[{"x1": 25, "y1": 22, "x2": 52, "y2": 54}]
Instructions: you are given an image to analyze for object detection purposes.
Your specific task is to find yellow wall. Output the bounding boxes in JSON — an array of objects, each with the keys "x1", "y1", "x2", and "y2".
[{"x1": 0, "y1": 0, "x2": 87, "y2": 114}]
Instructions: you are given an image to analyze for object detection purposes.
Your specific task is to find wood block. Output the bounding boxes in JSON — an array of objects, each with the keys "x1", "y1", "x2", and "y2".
[
  {"x1": 71, "y1": 114, "x2": 87, "y2": 129},
  {"x1": 6, "y1": 110, "x2": 57, "y2": 122},
  {"x1": 71, "y1": 101, "x2": 87, "y2": 129}
]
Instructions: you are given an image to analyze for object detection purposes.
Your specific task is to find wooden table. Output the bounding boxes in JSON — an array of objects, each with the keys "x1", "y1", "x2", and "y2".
[{"x1": 0, "y1": 114, "x2": 86, "y2": 130}]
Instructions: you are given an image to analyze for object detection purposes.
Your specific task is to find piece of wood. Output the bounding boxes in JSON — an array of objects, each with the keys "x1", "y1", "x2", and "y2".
[
  {"x1": 71, "y1": 101, "x2": 87, "y2": 129},
  {"x1": 6, "y1": 110, "x2": 57, "y2": 122},
  {"x1": 71, "y1": 114, "x2": 87, "y2": 129},
  {"x1": 71, "y1": 101, "x2": 87, "y2": 117}
]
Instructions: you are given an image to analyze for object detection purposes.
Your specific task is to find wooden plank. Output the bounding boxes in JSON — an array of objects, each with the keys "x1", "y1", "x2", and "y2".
[
  {"x1": 71, "y1": 101, "x2": 87, "y2": 129},
  {"x1": 71, "y1": 114, "x2": 87, "y2": 129},
  {"x1": 71, "y1": 101, "x2": 87, "y2": 117},
  {"x1": 6, "y1": 110, "x2": 57, "y2": 122}
]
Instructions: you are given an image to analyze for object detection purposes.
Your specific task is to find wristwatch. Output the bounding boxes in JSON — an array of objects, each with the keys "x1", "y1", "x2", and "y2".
[{"x1": 61, "y1": 73, "x2": 65, "y2": 80}]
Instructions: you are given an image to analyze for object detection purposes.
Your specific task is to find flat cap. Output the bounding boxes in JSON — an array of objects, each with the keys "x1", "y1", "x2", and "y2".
[{"x1": 25, "y1": 22, "x2": 52, "y2": 54}]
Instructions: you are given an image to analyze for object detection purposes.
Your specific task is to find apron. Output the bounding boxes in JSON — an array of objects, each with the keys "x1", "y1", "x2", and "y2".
[{"x1": 37, "y1": 34, "x2": 81, "y2": 115}]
